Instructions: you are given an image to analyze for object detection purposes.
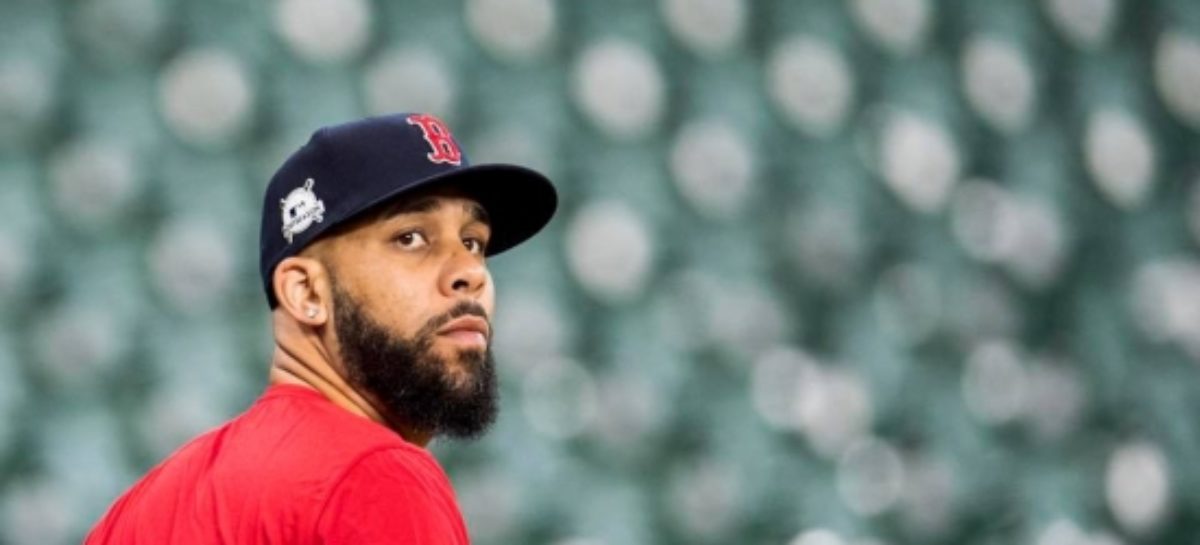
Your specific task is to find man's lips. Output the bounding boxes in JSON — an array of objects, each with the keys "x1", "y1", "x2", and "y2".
[{"x1": 437, "y1": 316, "x2": 490, "y2": 347}]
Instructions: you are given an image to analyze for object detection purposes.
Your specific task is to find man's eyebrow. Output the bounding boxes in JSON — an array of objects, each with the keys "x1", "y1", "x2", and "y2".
[
  {"x1": 380, "y1": 196, "x2": 440, "y2": 218},
  {"x1": 464, "y1": 202, "x2": 490, "y2": 226},
  {"x1": 378, "y1": 197, "x2": 490, "y2": 226}
]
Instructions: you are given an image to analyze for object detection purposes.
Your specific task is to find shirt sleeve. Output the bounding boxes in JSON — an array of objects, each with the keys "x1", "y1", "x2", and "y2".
[{"x1": 315, "y1": 448, "x2": 469, "y2": 545}]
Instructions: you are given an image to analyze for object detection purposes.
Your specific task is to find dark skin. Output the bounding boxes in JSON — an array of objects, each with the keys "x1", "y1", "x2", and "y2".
[{"x1": 267, "y1": 188, "x2": 494, "y2": 447}]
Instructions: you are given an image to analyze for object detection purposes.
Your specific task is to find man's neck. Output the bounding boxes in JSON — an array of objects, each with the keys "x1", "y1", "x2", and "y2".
[{"x1": 267, "y1": 344, "x2": 433, "y2": 447}]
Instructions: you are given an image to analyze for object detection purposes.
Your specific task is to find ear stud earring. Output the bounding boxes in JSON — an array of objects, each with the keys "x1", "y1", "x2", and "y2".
[{"x1": 306, "y1": 307, "x2": 318, "y2": 319}]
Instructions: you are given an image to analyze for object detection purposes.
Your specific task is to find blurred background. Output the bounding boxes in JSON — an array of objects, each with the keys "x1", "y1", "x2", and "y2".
[{"x1": 1, "y1": 0, "x2": 1199, "y2": 543}]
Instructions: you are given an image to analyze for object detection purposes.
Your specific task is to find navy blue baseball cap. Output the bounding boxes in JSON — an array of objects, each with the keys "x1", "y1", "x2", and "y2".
[{"x1": 259, "y1": 113, "x2": 557, "y2": 307}]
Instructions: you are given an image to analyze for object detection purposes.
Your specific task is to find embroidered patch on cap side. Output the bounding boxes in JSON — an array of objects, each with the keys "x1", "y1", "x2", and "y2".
[{"x1": 280, "y1": 178, "x2": 325, "y2": 244}]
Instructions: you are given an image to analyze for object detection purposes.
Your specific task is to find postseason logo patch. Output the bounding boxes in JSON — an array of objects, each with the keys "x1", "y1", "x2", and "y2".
[{"x1": 280, "y1": 178, "x2": 325, "y2": 244}]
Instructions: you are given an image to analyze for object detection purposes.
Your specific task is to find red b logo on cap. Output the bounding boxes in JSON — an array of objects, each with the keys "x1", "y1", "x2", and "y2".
[{"x1": 406, "y1": 114, "x2": 462, "y2": 166}]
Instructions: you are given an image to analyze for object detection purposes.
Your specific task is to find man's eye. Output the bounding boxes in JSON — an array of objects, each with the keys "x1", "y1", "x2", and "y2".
[
  {"x1": 395, "y1": 231, "x2": 428, "y2": 248},
  {"x1": 463, "y1": 237, "x2": 486, "y2": 254}
]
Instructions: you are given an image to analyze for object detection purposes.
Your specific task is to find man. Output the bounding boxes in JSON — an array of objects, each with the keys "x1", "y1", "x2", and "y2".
[{"x1": 84, "y1": 113, "x2": 558, "y2": 544}]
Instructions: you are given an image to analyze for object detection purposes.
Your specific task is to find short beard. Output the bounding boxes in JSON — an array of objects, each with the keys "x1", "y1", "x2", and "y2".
[{"x1": 331, "y1": 282, "x2": 498, "y2": 440}]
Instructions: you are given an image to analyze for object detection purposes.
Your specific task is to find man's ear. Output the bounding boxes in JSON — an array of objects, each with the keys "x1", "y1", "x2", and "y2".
[{"x1": 273, "y1": 256, "x2": 330, "y2": 325}]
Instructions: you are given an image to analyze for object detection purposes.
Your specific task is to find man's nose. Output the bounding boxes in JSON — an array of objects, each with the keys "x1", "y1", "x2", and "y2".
[{"x1": 440, "y1": 246, "x2": 488, "y2": 297}]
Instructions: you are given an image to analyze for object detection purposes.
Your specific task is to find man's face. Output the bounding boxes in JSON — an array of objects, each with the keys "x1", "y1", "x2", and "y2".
[{"x1": 320, "y1": 191, "x2": 498, "y2": 439}]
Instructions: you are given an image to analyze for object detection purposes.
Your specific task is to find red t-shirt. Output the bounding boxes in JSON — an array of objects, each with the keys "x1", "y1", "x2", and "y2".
[{"x1": 85, "y1": 384, "x2": 470, "y2": 545}]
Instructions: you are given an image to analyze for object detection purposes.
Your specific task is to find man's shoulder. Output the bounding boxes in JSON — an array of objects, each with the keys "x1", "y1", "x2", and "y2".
[
  {"x1": 331, "y1": 442, "x2": 450, "y2": 491},
  {"x1": 83, "y1": 389, "x2": 439, "y2": 544},
  {"x1": 224, "y1": 385, "x2": 419, "y2": 478},
  {"x1": 315, "y1": 446, "x2": 467, "y2": 544}
]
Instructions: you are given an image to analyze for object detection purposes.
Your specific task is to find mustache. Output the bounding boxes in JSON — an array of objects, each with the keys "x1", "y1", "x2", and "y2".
[{"x1": 419, "y1": 300, "x2": 491, "y2": 338}]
